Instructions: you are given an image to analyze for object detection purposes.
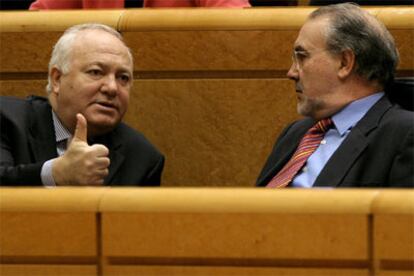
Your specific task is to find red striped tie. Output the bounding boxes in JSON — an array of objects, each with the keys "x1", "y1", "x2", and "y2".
[{"x1": 266, "y1": 118, "x2": 333, "y2": 188}]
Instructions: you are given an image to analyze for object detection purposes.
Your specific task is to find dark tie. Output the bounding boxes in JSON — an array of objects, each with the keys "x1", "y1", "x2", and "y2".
[{"x1": 266, "y1": 118, "x2": 333, "y2": 188}]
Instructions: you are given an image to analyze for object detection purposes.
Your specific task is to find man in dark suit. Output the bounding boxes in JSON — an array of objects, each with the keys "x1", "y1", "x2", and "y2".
[
  {"x1": 0, "y1": 23, "x2": 164, "y2": 186},
  {"x1": 257, "y1": 3, "x2": 413, "y2": 188}
]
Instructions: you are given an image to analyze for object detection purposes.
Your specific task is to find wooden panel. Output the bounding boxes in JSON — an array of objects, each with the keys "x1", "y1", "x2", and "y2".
[
  {"x1": 0, "y1": 28, "x2": 411, "y2": 74},
  {"x1": 100, "y1": 189, "x2": 376, "y2": 269},
  {"x1": 372, "y1": 190, "x2": 414, "y2": 275},
  {"x1": 0, "y1": 32, "x2": 61, "y2": 73},
  {"x1": 118, "y1": 8, "x2": 310, "y2": 31},
  {"x1": 392, "y1": 29, "x2": 414, "y2": 72},
  {"x1": 0, "y1": 80, "x2": 47, "y2": 97},
  {"x1": 124, "y1": 79, "x2": 299, "y2": 186},
  {"x1": 124, "y1": 30, "x2": 297, "y2": 71},
  {"x1": 0, "y1": 188, "x2": 107, "y2": 258},
  {"x1": 377, "y1": 271, "x2": 414, "y2": 276},
  {"x1": 0, "y1": 265, "x2": 96, "y2": 276},
  {"x1": 0, "y1": 187, "x2": 108, "y2": 212},
  {"x1": 102, "y1": 212, "x2": 368, "y2": 260},
  {"x1": 374, "y1": 214, "x2": 414, "y2": 261},
  {"x1": 0, "y1": 213, "x2": 96, "y2": 257},
  {"x1": 0, "y1": 10, "x2": 123, "y2": 32},
  {"x1": 1, "y1": 8, "x2": 413, "y2": 74},
  {"x1": 373, "y1": 190, "x2": 414, "y2": 259},
  {"x1": 104, "y1": 265, "x2": 369, "y2": 276}
]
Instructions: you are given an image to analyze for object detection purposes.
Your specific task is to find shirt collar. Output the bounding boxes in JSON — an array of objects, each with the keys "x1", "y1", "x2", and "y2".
[
  {"x1": 332, "y1": 92, "x2": 384, "y2": 136},
  {"x1": 52, "y1": 111, "x2": 72, "y2": 143}
]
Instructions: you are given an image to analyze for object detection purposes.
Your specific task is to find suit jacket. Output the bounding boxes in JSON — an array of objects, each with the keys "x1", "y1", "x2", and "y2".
[
  {"x1": 29, "y1": 0, "x2": 250, "y2": 9},
  {"x1": 0, "y1": 96, "x2": 164, "y2": 186},
  {"x1": 257, "y1": 96, "x2": 414, "y2": 188}
]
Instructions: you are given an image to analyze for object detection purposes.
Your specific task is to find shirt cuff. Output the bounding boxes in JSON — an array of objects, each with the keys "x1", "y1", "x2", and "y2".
[{"x1": 41, "y1": 159, "x2": 57, "y2": 187}]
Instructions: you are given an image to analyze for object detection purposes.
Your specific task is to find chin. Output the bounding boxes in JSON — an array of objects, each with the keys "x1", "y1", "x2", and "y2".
[{"x1": 88, "y1": 117, "x2": 120, "y2": 136}]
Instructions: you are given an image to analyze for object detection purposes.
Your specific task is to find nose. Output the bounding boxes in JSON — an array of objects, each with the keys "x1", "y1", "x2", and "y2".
[
  {"x1": 100, "y1": 75, "x2": 117, "y2": 97},
  {"x1": 286, "y1": 62, "x2": 299, "y2": 81}
]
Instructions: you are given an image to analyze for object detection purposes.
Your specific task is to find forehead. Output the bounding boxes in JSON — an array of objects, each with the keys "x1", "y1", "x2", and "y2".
[
  {"x1": 294, "y1": 16, "x2": 330, "y2": 50},
  {"x1": 71, "y1": 29, "x2": 132, "y2": 68}
]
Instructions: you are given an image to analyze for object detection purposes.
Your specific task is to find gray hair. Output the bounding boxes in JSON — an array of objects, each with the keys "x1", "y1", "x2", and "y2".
[
  {"x1": 46, "y1": 23, "x2": 133, "y2": 93},
  {"x1": 309, "y1": 3, "x2": 399, "y2": 87}
]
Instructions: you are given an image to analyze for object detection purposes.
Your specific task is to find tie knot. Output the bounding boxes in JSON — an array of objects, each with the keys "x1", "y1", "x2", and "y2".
[{"x1": 314, "y1": 118, "x2": 333, "y2": 133}]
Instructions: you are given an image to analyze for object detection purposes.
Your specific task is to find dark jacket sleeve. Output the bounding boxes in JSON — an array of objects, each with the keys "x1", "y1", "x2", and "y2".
[
  {"x1": 388, "y1": 128, "x2": 414, "y2": 187},
  {"x1": 0, "y1": 96, "x2": 47, "y2": 186},
  {"x1": 0, "y1": 111, "x2": 43, "y2": 185},
  {"x1": 141, "y1": 154, "x2": 165, "y2": 186}
]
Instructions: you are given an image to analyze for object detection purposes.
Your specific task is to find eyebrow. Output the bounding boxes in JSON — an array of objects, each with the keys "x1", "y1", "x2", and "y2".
[{"x1": 87, "y1": 62, "x2": 132, "y2": 75}]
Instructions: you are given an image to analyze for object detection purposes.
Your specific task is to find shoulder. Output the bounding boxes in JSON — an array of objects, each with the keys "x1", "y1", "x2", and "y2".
[
  {"x1": 1, "y1": 95, "x2": 49, "y2": 111},
  {"x1": 1, "y1": 96, "x2": 51, "y2": 128},
  {"x1": 1, "y1": 96, "x2": 31, "y2": 123},
  {"x1": 381, "y1": 104, "x2": 414, "y2": 129},
  {"x1": 1, "y1": 96, "x2": 28, "y2": 109}
]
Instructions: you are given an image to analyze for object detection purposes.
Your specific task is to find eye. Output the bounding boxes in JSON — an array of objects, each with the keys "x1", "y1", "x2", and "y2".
[
  {"x1": 117, "y1": 74, "x2": 131, "y2": 85},
  {"x1": 295, "y1": 50, "x2": 308, "y2": 63},
  {"x1": 87, "y1": 69, "x2": 103, "y2": 78}
]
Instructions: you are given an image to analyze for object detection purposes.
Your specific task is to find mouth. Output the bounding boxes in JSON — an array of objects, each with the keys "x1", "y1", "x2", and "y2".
[
  {"x1": 295, "y1": 83, "x2": 303, "y2": 93},
  {"x1": 93, "y1": 101, "x2": 118, "y2": 111}
]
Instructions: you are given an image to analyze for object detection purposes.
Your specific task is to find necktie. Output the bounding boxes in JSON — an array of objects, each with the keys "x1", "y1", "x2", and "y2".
[{"x1": 266, "y1": 118, "x2": 333, "y2": 188}]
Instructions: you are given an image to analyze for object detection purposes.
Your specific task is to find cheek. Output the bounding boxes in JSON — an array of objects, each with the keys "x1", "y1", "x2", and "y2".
[
  {"x1": 301, "y1": 67, "x2": 335, "y2": 97},
  {"x1": 118, "y1": 90, "x2": 130, "y2": 111}
]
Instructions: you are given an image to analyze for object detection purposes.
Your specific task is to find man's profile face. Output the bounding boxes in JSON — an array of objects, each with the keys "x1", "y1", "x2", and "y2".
[
  {"x1": 51, "y1": 29, "x2": 133, "y2": 136},
  {"x1": 287, "y1": 17, "x2": 345, "y2": 120}
]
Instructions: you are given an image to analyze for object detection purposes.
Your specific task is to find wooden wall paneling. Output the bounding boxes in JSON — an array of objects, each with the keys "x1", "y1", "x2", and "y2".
[
  {"x1": 103, "y1": 265, "x2": 369, "y2": 276},
  {"x1": 123, "y1": 30, "x2": 297, "y2": 71},
  {"x1": 0, "y1": 80, "x2": 47, "y2": 97},
  {"x1": 372, "y1": 190, "x2": 414, "y2": 276},
  {"x1": 0, "y1": 32, "x2": 60, "y2": 73},
  {"x1": 125, "y1": 79, "x2": 299, "y2": 186},
  {"x1": 0, "y1": 188, "x2": 108, "y2": 274},
  {"x1": 0, "y1": 10, "x2": 123, "y2": 33},
  {"x1": 0, "y1": 264, "x2": 97, "y2": 276},
  {"x1": 100, "y1": 189, "x2": 376, "y2": 274}
]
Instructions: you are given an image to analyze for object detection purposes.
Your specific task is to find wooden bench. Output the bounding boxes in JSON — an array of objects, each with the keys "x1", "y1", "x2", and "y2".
[{"x1": 1, "y1": 188, "x2": 413, "y2": 275}]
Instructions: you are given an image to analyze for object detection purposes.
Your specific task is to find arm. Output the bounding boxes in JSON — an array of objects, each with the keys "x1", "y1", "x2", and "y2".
[
  {"x1": 0, "y1": 134, "x2": 43, "y2": 185},
  {"x1": 0, "y1": 163, "x2": 44, "y2": 186},
  {"x1": 141, "y1": 155, "x2": 165, "y2": 186}
]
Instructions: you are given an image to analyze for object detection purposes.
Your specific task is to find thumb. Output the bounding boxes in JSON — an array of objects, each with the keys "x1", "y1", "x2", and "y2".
[{"x1": 73, "y1": 113, "x2": 88, "y2": 143}]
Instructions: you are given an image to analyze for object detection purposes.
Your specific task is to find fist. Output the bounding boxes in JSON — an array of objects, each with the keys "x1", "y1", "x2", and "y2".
[{"x1": 53, "y1": 113, "x2": 110, "y2": 186}]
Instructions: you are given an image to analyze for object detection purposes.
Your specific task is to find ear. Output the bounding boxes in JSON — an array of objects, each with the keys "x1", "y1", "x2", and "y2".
[
  {"x1": 50, "y1": 67, "x2": 63, "y2": 95},
  {"x1": 337, "y1": 49, "x2": 355, "y2": 80}
]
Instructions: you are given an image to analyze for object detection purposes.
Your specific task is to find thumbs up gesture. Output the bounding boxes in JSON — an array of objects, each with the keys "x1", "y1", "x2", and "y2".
[{"x1": 52, "y1": 113, "x2": 110, "y2": 186}]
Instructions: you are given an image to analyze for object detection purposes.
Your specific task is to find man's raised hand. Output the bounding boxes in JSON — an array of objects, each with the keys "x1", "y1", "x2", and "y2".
[{"x1": 52, "y1": 113, "x2": 110, "y2": 186}]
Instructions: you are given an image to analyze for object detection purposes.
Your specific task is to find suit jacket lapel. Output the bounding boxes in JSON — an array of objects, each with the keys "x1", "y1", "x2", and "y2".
[
  {"x1": 314, "y1": 96, "x2": 393, "y2": 187},
  {"x1": 258, "y1": 119, "x2": 314, "y2": 186},
  {"x1": 314, "y1": 128, "x2": 368, "y2": 187},
  {"x1": 28, "y1": 97, "x2": 58, "y2": 162}
]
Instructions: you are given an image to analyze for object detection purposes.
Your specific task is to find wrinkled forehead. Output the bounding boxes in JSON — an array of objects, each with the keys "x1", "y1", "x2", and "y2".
[{"x1": 71, "y1": 29, "x2": 133, "y2": 66}]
